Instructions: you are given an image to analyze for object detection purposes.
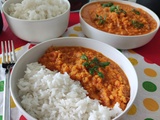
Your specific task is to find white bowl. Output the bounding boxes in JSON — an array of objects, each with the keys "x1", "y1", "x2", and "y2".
[
  {"x1": 10, "y1": 37, "x2": 138, "y2": 120},
  {"x1": 79, "y1": 0, "x2": 160, "y2": 49},
  {"x1": 2, "y1": 0, "x2": 70, "y2": 43}
]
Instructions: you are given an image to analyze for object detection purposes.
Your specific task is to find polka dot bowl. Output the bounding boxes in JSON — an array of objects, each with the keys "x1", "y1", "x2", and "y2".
[
  {"x1": 79, "y1": 0, "x2": 160, "y2": 49},
  {"x1": 10, "y1": 37, "x2": 138, "y2": 120}
]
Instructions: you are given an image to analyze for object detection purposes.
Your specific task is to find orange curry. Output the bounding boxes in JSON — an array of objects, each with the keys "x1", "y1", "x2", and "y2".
[
  {"x1": 38, "y1": 46, "x2": 130, "y2": 110},
  {"x1": 81, "y1": 1, "x2": 157, "y2": 35}
]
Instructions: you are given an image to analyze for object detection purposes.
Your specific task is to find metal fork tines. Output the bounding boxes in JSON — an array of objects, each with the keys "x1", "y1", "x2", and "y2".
[{"x1": 1, "y1": 40, "x2": 17, "y2": 120}]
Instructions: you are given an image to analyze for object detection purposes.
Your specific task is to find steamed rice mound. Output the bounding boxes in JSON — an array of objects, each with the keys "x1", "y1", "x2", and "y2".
[
  {"x1": 8, "y1": 0, "x2": 68, "y2": 20},
  {"x1": 17, "y1": 62, "x2": 122, "y2": 120}
]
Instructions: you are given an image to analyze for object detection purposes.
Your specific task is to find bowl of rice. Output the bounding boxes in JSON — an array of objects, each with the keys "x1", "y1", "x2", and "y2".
[
  {"x1": 2, "y1": 0, "x2": 70, "y2": 43},
  {"x1": 10, "y1": 37, "x2": 138, "y2": 120}
]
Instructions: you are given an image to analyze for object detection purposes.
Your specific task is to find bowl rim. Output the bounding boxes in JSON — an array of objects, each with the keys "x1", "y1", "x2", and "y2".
[
  {"x1": 2, "y1": 0, "x2": 71, "y2": 22},
  {"x1": 79, "y1": 0, "x2": 160, "y2": 37},
  {"x1": 10, "y1": 37, "x2": 138, "y2": 120}
]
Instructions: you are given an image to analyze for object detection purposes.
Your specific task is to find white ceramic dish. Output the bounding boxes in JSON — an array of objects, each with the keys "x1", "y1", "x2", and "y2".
[
  {"x1": 10, "y1": 37, "x2": 138, "y2": 120},
  {"x1": 2, "y1": 0, "x2": 70, "y2": 43},
  {"x1": 79, "y1": 0, "x2": 160, "y2": 49}
]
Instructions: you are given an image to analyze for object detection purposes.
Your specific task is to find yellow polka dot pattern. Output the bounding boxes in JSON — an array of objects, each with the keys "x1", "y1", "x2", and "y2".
[
  {"x1": 10, "y1": 96, "x2": 16, "y2": 108},
  {"x1": 15, "y1": 47, "x2": 21, "y2": 51},
  {"x1": 144, "y1": 68, "x2": 157, "y2": 77},
  {"x1": 69, "y1": 34, "x2": 78, "y2": 37},
  {"x1": 128, "y1": 57, "x2": 138, "y2": 66},
  {"x1": 73, "y1": 26, "x2": 82, "y2": 31},
  {"x1": 127, "y1": 104, "x2": 137, "y2": 115},
  {"x1": 0, "y1": 57, "x2": 2, "y2": 64},
  {"x1": 143, "y1": 98, "x2": 159, "y2": 111},
  {"x1": 128, "y1": 49, "x2": 136, "y2": 54}
]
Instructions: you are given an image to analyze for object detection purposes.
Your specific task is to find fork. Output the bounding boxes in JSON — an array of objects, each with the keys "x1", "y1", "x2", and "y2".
[{"x1": 1, "y1": 40, "x2": 17, "y2": 120}]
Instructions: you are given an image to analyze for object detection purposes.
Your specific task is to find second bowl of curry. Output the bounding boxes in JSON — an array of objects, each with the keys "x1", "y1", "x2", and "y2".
[{"x1": 79, "y1": 0, "x2": 160, "y2": 49}]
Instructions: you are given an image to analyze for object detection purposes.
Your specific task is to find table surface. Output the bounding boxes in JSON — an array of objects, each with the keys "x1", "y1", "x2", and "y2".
[{"x1": 0, "y1": 10, "x2": 160, "y2": 120}]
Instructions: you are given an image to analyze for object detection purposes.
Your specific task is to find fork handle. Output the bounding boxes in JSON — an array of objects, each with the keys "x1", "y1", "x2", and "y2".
[{"x1": 3, "y1": 68, "x2": 11, "y2": 120}]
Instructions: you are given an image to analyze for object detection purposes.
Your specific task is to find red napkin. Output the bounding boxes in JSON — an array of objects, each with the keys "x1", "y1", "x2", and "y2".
[{"x1": 134, "y1": 29, "x2": 160, "y2": 66}]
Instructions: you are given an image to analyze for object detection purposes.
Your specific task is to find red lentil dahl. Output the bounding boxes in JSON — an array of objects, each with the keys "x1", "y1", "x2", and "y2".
[
  {"x1": 81, "y1": 1, "x2": 157, "y2": 35},
  {"x1": 38, "y1": 46, "x2": 130, "y2": 110}
]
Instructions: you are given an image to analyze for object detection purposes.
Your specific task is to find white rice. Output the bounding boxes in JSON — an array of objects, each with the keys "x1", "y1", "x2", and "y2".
[
  {"x1": 17, "y1": 62, "x2": 122, "y2": 120},
  {"x1": 8, "y1": 0, "x2": 68, "y2": 20}
]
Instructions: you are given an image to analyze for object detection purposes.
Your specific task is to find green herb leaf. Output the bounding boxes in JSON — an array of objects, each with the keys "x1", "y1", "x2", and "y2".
[
  {"x1": 83, "y1": 62, "x2": 90, "y2": 68},
  {"x1": 110, "y1": 5, "x2": 126, "y2": 14},
  {"x1": 110, "y1": 5, "x2": 117, "y2": 12},
  {"x1": 91, "y1": 57, "x2": 99, "y2": 64},
  {"x1": 100, "y1": 62, "x2": 110, "y2": 68},
  {"x1": 119, "y1": 9, "x2": 126, "y2": 15},
  {"x1": 98, "y1": 72, "x2": 104, "y2": 78},
  {"x1": 95, "y1": 14, "x2": 106, "y2": 25},
  {"x1": 132, "y1": 9, "x2": 140, "y2": 15},
  {"x1": 81, "y1": 55, "x2": 110, "y2": 78},
  {"x1": 89, "y1": 68, "x2": 95, "y2": 75},
  {"x1": 131, "y1": 20, "x2": 144, "y2": 28},
  {"x1": 99, "y1": 19, "x2": 104, "y2": 25},
  {"x1": 101, "y1": 2, "x2": 113, "y2": 7},
  {"x1": 81, "y1": 54, "x2": 88, "y2": 61},
  {"x1": 93, "y1": 66, "x2": 99, "y2": 71}
]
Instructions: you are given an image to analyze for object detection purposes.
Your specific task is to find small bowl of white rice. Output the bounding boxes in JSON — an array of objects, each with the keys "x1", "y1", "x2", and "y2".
[
  {"x1": 10, "y1": 37, "x2": 138, "y2": 120},
  {"x1": 2, "y1": 0, "x2": 70, "y2": 42}
]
